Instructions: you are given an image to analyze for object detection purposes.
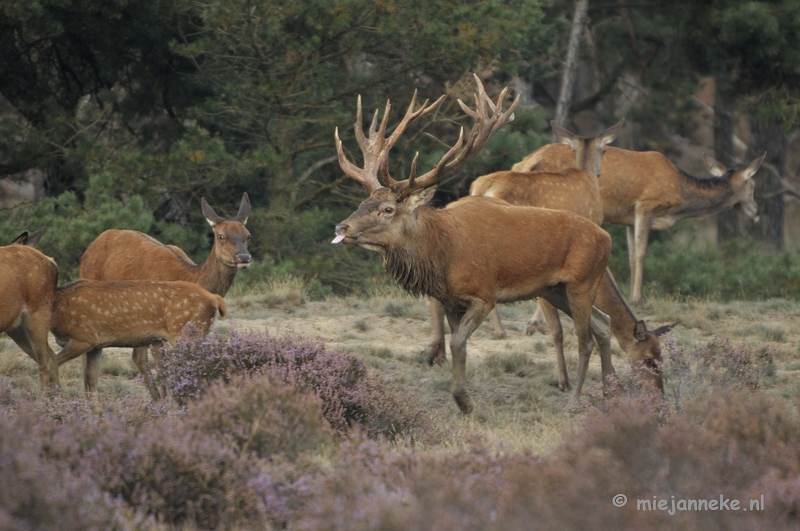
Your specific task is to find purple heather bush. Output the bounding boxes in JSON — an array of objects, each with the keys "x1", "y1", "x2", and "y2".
[{"x1": 159, "y1": 325, "x2": 438, "y2": 442}]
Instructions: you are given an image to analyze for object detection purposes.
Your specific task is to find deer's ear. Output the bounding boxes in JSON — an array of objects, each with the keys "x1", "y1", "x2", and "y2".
[
  {"x1": 25, "y1": 227, "x2": 45, "y2": 248},
  {"x1": 406, "y1": 186, "x2": 437, "y2": 210},
  {"x1": 202, "y1": 198, "x2": 224, "y2": 227},
  {"x1": 741, "y1": 152, "x2": 767, "y2": 181},
  {"x1": 551, "y1": 120, "x2": 581, "y2": 150},
  {"x1": 599, "y1": 118, "x2": 624, "y2": 147},
  {"x1": 10, "y1": 231, "x2": 28, "y2": 245},
  {"x1": 234, "y1": 193, "x2": 250, "y2": 225},
  {"x1": 633, "y1": 320, "x2": 648, "y2": 342}
]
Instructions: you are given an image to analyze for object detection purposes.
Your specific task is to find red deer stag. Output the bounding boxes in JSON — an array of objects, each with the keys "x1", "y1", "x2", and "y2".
[
  {"x1": 332, "y1": 75, "x2": 611, "y2": 412},
  {"x1": 52, "y1": 280, "x2": 226, "y2": 395},
  {"x1": 429, "y1": 119, "x2": 679, "y2": 392},
  {"x1": 428, "y1": 118, "x2": 621, "y2": 364},
  {"x1": 79, "y1": 193, "x2": 250, "y2": 398},
  {"x1": 513, "y1": 143, "x2": 766, "y2": 308},
  {"x1": 0, "y1": 228, "x2": 60, "y2": 390}
]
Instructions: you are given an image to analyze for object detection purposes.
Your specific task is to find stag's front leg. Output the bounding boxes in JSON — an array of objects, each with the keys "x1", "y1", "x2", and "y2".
[
  {"x1": 428, "y1": 297, "x2": 447, "y2": 365},
  {"x1": 446, "y1": 300, "x2": 493, "y2": 414}
]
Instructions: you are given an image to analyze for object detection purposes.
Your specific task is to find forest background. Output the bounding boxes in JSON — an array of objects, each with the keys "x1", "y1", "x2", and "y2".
[{"x1": 3, "y1": 0, "x2": 800, "y2": 301}]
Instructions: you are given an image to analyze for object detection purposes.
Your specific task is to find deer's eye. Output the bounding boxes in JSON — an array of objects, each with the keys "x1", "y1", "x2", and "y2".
[
  {"x1": 383, "y1": 207, "x2": 394, "y2": 214},
  {"x1": 644, "y1": 357, "x2": 652, "y2": 364},
  {"x1": 218, "y1": 234, "x2": 225, "y2": 240}
]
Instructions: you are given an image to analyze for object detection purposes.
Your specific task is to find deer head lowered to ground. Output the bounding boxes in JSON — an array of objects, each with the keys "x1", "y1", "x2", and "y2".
[
  {"x1": 513, "y1": 142, "x2": 766, "y2": 309},
  {"x1": 78, "y1": 193, "x2": 250, "y2": 399},
  {"x1": 332, "y1": 75, "x2": 612, "y2": 412},
  {"x1": 0, "y1": 228, "x2": 60, "y2": 390},
  {"x1": 52, "y1": 280, "x2": 226, "y2": 396}
]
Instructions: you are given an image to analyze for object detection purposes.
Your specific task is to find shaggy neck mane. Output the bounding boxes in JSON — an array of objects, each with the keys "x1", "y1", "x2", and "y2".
[{"x1": 381, "y1": 207, "x2": 452, "y2": 300}]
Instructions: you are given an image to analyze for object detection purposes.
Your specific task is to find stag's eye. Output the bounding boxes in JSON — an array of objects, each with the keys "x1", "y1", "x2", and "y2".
[
  {"x1": 217, "y1": 234, "x2": 225, "y2": 241},
  {"x1": 383, "y1": 207, "x2": 394, "y2": 214}
]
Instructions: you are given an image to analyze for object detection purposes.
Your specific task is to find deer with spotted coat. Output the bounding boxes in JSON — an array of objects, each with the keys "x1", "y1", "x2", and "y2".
[
  {"x1": 78, "y1": 194, "x2": 251, "y2": 398},
  {"x1": 332, "y1": 75, "x2": 611, "y2": 412}
]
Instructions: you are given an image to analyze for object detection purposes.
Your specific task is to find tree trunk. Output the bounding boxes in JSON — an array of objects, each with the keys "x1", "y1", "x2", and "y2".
[
  {"x1": 714, "y1": 87, "x2": 740, "y2": 241},
  {"x1": 554, "y1": 0, "x2": 589, "y2": 126}
]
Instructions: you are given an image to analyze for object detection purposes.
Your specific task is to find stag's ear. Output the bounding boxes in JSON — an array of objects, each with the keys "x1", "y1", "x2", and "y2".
[
  {"x1": 25, "y1": 227, "x2": 45, "y2": 248},
  {"x1": 234, "y1": 193, "x2": 250, "y2": 225},
  {"x1": 202, "y1": 198, "x2": 225, "y2": 227},
  {"x1": 405, "y1": 186, "x2": 437, "y2": 210},
  {"x1": 633, "y1": 320, "x2": 648, "y2": 342},
  {"x1": 703, "y1": 153, "x2": 727, "y2": 177},
  {"x1": 551, "y1": 120, "x2": 580, "y2": 151},
  {"x1": 10, "y1": 231, "x2": 28, "y2": 245}
]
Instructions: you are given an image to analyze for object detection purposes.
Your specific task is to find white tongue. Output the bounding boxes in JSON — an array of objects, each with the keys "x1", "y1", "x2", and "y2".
[{"x1": 331, "y1": 234, "x2": 346, "y2": 244}]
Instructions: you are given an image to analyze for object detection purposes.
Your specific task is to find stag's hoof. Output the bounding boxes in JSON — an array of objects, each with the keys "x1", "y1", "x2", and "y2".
[
  {"x1": 452, "y1": 390, "x2": 474, "y2": 415},
  {"x1": 428, "y1": 342, "x2": 447, "y2": 366},
  {"x1": 526, "y1": 320, "x2": 548, "y2": 336}
]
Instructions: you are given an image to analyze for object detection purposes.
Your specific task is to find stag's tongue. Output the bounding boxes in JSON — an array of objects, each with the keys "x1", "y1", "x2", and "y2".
[{"x1": 331, "y1": 234, "x2": 346, "y2": 244}]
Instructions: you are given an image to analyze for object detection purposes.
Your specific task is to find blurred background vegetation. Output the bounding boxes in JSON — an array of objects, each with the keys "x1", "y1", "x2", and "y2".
[{"x1": 2, "y1": 0, "x2": 800, "y2": 300}]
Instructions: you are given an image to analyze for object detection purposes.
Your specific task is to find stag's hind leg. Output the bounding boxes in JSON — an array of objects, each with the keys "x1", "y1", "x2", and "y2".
[{"x1": 446, "y1": 299, "x2": 493, "y2": 414}]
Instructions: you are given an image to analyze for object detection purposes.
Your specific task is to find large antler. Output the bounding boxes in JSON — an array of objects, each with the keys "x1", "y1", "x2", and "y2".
[
  {"x1": 336, "y1": 92, "x2": 445, "y2": 192},
  {"x1": 385, "y1": 74, "x2": 521, "y2": 198}
]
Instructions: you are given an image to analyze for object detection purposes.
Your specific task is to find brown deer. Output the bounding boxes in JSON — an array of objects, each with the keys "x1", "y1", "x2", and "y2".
[
  {"x1": 0, "y1": 228, "x2": 60, "y2": 390},
  {"x1": 433, "y1": 118, "x2": 622, "y2": 349},
  {"x1": 513, "y1": 143, "x2": 766, "y2": 308},
  {"x1": 52, "y1": 280, "x2": 226, "y2": 395},
  {"x1": 332, "y1": 75, "x2": 611, "y2": 412},
  {"x1": 79, "y1": 193, "x2": 250, "y2": 398},
  {"x1": 428, "y1": 119, "x2": 677, "y2": 392}
]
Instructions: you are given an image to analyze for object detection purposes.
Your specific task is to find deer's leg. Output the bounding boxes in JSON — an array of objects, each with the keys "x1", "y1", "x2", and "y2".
[
  {"x1": 490, "y1": 309, "x2": 507, "y2": 339},
  {"x1": 588, "y1": 307, "x2": 615, "y2": 391},
  {"x1": 56, "y1": 339, "x2": 94, "y2": 366},
  {"x1": 525, "y1": 303, "x2": 547, "y2": 335},
  {"x1": 566, "y1": 281, "x2": 604, "y2": 402},
  {"x1": 626, "y1": 225, "x2": 636, "y2": 286},
  {"x1": 8, "y1": 313, "x2": 60, "y2": 390},
  {"x1": 428, "y1": 297, "x2": 447, "y2": 365},
  {"x1": 132, "y1": 346, "x2": 160, "y2": 400},
  {"x1": 630, "y1": 210, "x2": 653, "y2": 310},
  {"x1": 538, "y1": 299, "x2": 569, "y2": 392},
  {"x1": 83, "y1": 348, "x2": 102, "y2": 395},
  {"x1": 446, "y1": 300, "x2": 492, "y2": 414}
]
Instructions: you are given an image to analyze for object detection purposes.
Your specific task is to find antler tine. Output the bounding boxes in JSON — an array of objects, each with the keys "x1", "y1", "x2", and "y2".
[
  {"x1": 336, "y1": 96, "x2": 395, "y2": 192},
  {"x1": 398, "y1": 74, "x2": 520, "y2": 197}
]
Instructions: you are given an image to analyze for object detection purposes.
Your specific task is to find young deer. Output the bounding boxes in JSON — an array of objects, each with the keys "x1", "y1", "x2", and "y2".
[
  {"x1": 52, "y1": 280, "x2": 226, "y2": 395},
  {"x1": 513, "y1": 143, "x2": 765, "y2": 308},
  {"x1": 0, "y1": 228, "x2": 60, "y2": 390},
  {"x1": 78, "y1": 194, "x2": 250, "y2": 398},
  {"x1": 332, "y1": 75, "x2": 611, "y2": 412}
]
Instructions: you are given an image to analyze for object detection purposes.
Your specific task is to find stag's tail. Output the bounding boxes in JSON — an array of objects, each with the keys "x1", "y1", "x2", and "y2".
[{"x1": 216, "y1": 295, "x2": 228, "y2": 318}]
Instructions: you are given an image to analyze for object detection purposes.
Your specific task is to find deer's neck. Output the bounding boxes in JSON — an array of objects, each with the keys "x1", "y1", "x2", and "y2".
[
  {"x1": 191, "y1": 249, "x2": 238, "y2": 296},
  {"x1": 380, "y1": 208, "x2": 452, "y2": 300},
  {"x1": 595, "y1": 270, "x2": 640, "y2": 352},
  {"x1": 671, "y1": 169, "x2": 737, "y2": 219}
]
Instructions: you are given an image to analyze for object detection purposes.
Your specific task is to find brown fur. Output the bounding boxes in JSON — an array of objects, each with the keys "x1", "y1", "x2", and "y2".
[
  {"x1": 52, "y1": 280, "x2": 226, "y2": 395},
  {"x1": 78, "y1": 193, "x2": 249, "y2": 398},
  {"x1": 0, "y1": 230, "x2": 60, "y2": 390},
  {"x1": 513, "y1": 144, "x2": 765, "y2": 308}
]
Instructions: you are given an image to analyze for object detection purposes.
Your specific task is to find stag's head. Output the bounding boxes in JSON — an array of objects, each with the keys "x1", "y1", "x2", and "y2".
[
  {"x1": 628, "y1": 320, "x2": 679, "y2": 392},
  {"x1": 703, "y1": 152, "x2": 766, "y2": 223},
  {"x1": 332, "y1": 75, "x2": 519, "y2": 252},
  {"x1": 551, "y1": 118, "x2": 624, "y2": 178},
  {"x1": 203, "y1": 193, "x2": 252, "y2": 269}
]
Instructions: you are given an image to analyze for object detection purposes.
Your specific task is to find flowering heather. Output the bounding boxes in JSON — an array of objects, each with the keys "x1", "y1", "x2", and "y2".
[{"x1": 159, "y1": 325, "x2": 438, "y2": 442}]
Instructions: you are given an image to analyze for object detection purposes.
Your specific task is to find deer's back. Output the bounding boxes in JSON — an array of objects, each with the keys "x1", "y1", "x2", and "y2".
[
  {"x1": 80, "y1": 230, "x2": 198, "y2": 282},
  {"x1": 0, "y1": 245, "x2": 58, "y2": 330},
  {"x1": 470, "y1": 169, "x2": 602, "y2": 224}
]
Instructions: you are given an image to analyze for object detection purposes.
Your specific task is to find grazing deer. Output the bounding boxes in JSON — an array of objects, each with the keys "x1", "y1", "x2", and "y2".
[
  {"x1": 79, "y1": 193, "x2": 250, "y2": 398},
  {"x1": 433, "y1": 118, "x2": 622, "y2": 349},
  {"x1": 513, "y1": 143, "x2": 766, "y2": 308},
  {"x1": 52, "y1": 280, "x2": 226, "y2": 395},
  {"x1": 332, "y1": 75, "x2": 611, "y2": 412},
  {"x1": 0, "y1": 228, "x2": 60, "y2": 390}
]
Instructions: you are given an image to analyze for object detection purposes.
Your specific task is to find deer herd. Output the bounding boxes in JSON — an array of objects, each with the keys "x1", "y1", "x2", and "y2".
[{"x1": 2, "y1": 75, "x2": 766, "y2": 414}]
